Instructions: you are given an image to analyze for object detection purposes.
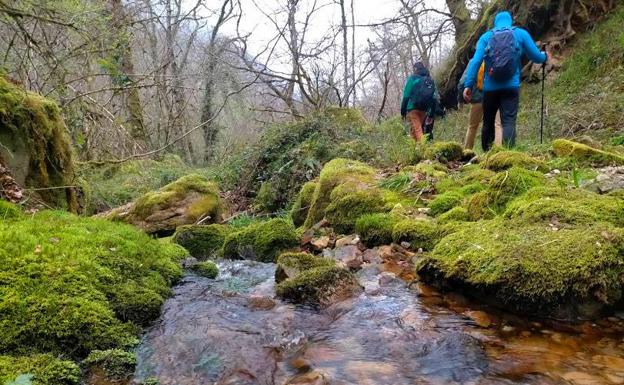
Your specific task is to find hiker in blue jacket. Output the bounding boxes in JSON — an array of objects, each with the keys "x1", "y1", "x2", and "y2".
[{"x1": 463, "y1": 11, "x2": 548, "y2": 151}]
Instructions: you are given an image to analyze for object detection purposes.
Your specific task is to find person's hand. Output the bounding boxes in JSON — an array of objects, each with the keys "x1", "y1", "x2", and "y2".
[{"x1": 463, "y1": 88, "x2": 472, "y2": 103}]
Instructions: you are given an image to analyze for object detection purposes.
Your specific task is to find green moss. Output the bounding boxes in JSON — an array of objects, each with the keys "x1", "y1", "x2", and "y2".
[
  {"x1": 303, "y1": 158, "x2": 375, "y2": 228},
  {"x1": 424, "y1": 141, "x2": 464, "y2": 162},
  {"x1": 221, "y1": 218, "x2": 299, "y2": 262},
  {"x1": 275, "y1": 252, "x2": 335, "y2": 282},
  {"x1": 324, "y1": 188, "x2": 388, "y2": 234},
  {"x1": 428, "y1": 183, "x2": 484, "y2": 217},
  {"x1": 436, "y1": 206, "x2": 471, "y2": 223},
  {"x1": 191, "y1": 261, "x2": 219, "y2": 279},
  {"x1": 504, "y1": 186, "x2": 624, "y2": 227},
  {"x1": 253, "y1": 181, "x2": 279, "y2": 213},
  {"x1": 552, "y1": 139, "x2": 624, "y2": 166},
  {"x1": 173, "y1": 224, "x2": 231, "y2": 260},
  {"x1": 84, "y1": 349, "x2": 136, "y2": 381},
  {"x1": 290, "y1": 181, "x2": 317, "y2": 227},
  {"x1": 482, "y1": 150, "x2": 548, "y2": 172},
  {"x1": 336, "y1": 139, "x2": 377, "y2": 162},
  {"x1": 392, "y1": 219, "x2": 441, "y2": 251},
  {"x1": 0, "y1": 210, "x2": 185, "y2": 365},
  {"x1": 0, "y1": 354, "x2": 80, "y2": 385},
  {"x1": 0, "y1": 200, "x2": 21, "y2": 220},
  {"x1": 403, "y1": 161, "x2": 449, "y2": 179},
  {"x1": 275, "y1": 265, "x2": 359, "y2": 306},
  {"x1": 0, "y1": 76, "x2": 76, "y2": 209},
  {"x1": 355, "y1": 213, "x2": 399, "y2": 247},
  {"x1": 465, "y1": 167, "x2": 545, "y2": 220},
  {"x1": 131, "y1": 174, "x2": 221, "y2": 220},
  {"x1": 418, "y1": 219, "x2": 624, "y2": 316}
]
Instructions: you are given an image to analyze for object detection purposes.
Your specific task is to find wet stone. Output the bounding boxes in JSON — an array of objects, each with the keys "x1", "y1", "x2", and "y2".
[
  {"x1": 464, "y1": 310, "x2": 492, "y2": 328},
  {"x1": 311, "y1": 236, "x2": 331, "y2": 251}
]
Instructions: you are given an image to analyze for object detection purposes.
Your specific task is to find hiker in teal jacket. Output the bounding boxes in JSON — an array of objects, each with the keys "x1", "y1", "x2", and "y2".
[
  {"x1": 463, "y1": 11, "x2": 547, "y2": 150},
  {"x1": 401, "y1": 62, "x2": 439, "y2": 142}
]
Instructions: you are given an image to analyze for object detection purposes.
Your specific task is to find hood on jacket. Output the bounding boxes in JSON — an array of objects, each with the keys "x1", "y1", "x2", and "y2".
[
  {"x1": 413, "y1": 61, "x2": 430, "y2": 77},
  {"x1": 493, "y1": 11, "x2": 513, "y2": 29}
]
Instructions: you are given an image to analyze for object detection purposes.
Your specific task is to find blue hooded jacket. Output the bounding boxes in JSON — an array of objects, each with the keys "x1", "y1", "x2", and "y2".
[{"x1": 464, "y1": 11, "x2": 546, "y2": 92}]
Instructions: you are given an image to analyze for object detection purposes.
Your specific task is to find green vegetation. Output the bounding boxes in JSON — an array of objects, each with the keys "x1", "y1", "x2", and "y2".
[
  {"x1": 0, "y1": 201, "x2": 21, "y2": 220},
  {"x1": 0, "y1": 76, "x2": 76, "y2": 209},
  {"x1": 290, "y1": 181, "x2": 317, "y2": 227},
  {"x1": 276, "y1": 265, "x2": 359, "y2": 307},
  {"x1": 418, "y1": 219, "x2": 624, "y2": 317},
  {"x1": 424, "y1": 141, "x2": 464, "y2": 162},
  {"x1": 482, "y1": 150, "x2": 548, "y2": 171},
  {"x1": 0, "y1": 354, "x2": 80, "y2": 385},
  {"x1": 221, "y1": 218, "x2": 299, "y2": 262},
  {"x1": 0, "y1": 210, "x2": 185, "y2": 383},
  {"x1": 84, "y1": 349, "x2": 136, "y2": 381},
  {"x1": 191, "y1": 261, "x2": 219, "y2": 279},
  {"x1": 552, "y1": 139, "x2": 624, "y2": 166},
  {"x1": 392, "y1": 219, "x2": 442, "y2": 251},
  {"x1": 355, "y1": 213, "x2": 399, "y2": 247},
  {"x1": 428, "y1": 183, "x2": 484, "y2": 216},
  {"x1": 275, "y1": 252, "x2": 335, "y2": 282},
  {"x1": 173, "y1": 224, "x2": 231, "y2": 260}
]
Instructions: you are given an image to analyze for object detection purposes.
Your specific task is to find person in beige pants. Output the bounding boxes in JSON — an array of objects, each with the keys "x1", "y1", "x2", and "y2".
[
  {"x1": 465, "y1": 105, "x2": 502, "y2": 149},
  {"x1": 459, "y1": 62, "x2": 502, "y2": 149}
]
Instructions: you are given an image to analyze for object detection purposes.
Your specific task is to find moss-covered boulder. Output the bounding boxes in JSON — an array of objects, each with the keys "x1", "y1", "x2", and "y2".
[
  {"x1": 84, "y1": 349, "x2": 136, "y2": 381},
  {"x1": 0, "y1": 76, "x2": 77, "y2": 210},
  {"x1": 504, "y1": 186, "x2": 624, "y2": 227},
  {"x1": 552, "y1": 139, "x2": 624, "y2": 166},
  {"x1": 0, "y1": 354, "x2": 80, "y2": 385},
  {"x1": 275, "y1": 252, "x2": 335, "y2": 283},
  {"x1": 221, "y1": 218, "x2": 299, "y2": 262},
  {"x1": 290, "y1": 181, "x2": 317, "y2": 227},
  {"x1": 482, "y1": 150, "x2": 548, "y2": 172},
  {"x1": 403, "y1": 161, "x2": 449, "y2": 179},
  {"x1": 428, "y1": 183, "x2": 484, "y2": 216},
  {"x1": 392, "y1": 219, "x2": 442, "y2": 251},
  {"x1": 465, "y1": 167, "x2": 545, "y2": 220},
  {"x1": 0, "y1": 210, "x2": 185, "y2": 381},
  {"x1": 173, "y1": 224, "x2": 231, "y2": 260},
  {"x1": 276, "y1": 265, "x2": 360, "y2": 307},
  {"x1": 437, "y1": 206, "x2": 471, "y2": 223},
  {"x1": 417, "y1": 219, "x2": 624, "y2": 319},
  {"x1": 355, "y1": 213, "x2": 399, "y2": 247},
  {"x1": 191, "y1": 261, "x2": 219, "y2": 279},
  {"x1": 106, "y1": 174, "x2": 222, "y2": 235},
  {"x1": 424, "y1": 141, "x2": 464, "y2": 163},
  {"x1": 324, "y1": 187, "x2": 389, "y2": 234},
  {"x1": 303, "y1": 158, "x2": 375, "y2": 228}
]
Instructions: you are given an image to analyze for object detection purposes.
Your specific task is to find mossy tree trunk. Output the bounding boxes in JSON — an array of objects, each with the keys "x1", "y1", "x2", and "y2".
[{"x1": 446, "y1": 0, "x2": 472, "y2": 43}]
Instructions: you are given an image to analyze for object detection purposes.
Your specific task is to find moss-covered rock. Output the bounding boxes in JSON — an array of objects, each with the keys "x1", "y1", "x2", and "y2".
[
  {"x1": 437, "y1": 206, "x2": 471, "y2": 223},
  {"x1": 290, "y1": 181, "x2": 317, "y2": 227},
  {"x1": 275, "y1": 265, "x2": 360, "y2": 307},
  {"x1": 504, "y1": 186, "x2": 624, "y2": 227},
  {"x1": 0, "y1": 76, "x2": 76, "y2": 210},
  {"x1": 253, "y1": 181, "x2": 279, "y2": 213},
  {"x1": 221, "y1": 218, "x2": 299, "y2": 262},
  {"x1": 0, "y1": 354, "x2": 80, "y2": 385},
  {"x1": 465, "y1": 167, "x2": 545, "y2": 220},
  {"x1": 417, "y1": 219, "x2": 624, "y2": 318},
  {"x1": 482, "y1": 150, "x2": 548, "y2": 172},
  {"x1": 403, "y1": 161, "x2": 449, "y2": 179},
  {"x1": 303, "y1": 158, "x2": 375, "y2": 228},
  {"x1": 392, "y1": 219, "x2": 442, "y2": 251},
  {"x1": 107, "y1": 174, "x2": 222, "y2": 235},
  {"x1": 552, "y1": 139, "x2": 624, "y2": 166},
  {"x1": 275, "y1": 252, "x2": 335, "y2": 283},
  {"x1": 428, "y1": 183, "x2": 484, "y2": 216},
  {"x1": 435, "y1": 165, "x2": 494, "y2": 193},
  {"x1": 191, "y1": 261, "x2": 219, "y2": 279},
  {"x1": 424, "y1": 141, "x2": 464, "y2": 162},
  {"x1": 0, "y1": 200, "x2": 21, "y2": 220},
  {"x1": 0, "y1": 210, "x2": 185, "y2": 379},
  {"x1": 355, "y1": 213, "x2": 399, "y2": 247},
  {"x1": 84, "y1": 349, "x2": 136, "y2": 381},
  {"x1": 173, "y1": 224, "x2": 231, "y2": 260},
  {"x1": 324, "y1": 187, "x2": 388, "y2": 234}
]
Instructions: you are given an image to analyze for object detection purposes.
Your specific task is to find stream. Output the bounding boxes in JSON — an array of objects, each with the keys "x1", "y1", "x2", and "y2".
[{"x1": 134, "y1": 260, "x2": 624, "y2": 385}]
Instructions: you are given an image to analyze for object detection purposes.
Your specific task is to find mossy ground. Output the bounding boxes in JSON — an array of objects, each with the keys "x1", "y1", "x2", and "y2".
[
  {"x1": 222, "y1": 218, "x2": 299, "y2": 262},
  {"x1": 0, "y1": 209, "x2": 185, "y2": 383},
  {"x1": 173, "y1": 224, "x2": 231, "y2": 260}
]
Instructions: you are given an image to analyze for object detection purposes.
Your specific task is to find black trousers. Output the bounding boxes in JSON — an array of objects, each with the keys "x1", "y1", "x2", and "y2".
[{"x1": 482, "y1": 88, "x2": 520, "y2": 151}]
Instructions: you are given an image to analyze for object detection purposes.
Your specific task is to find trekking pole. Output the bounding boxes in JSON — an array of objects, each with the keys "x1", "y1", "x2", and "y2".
[{"x1": 540, "y1": 45, "x2": 547, "y2": 144}]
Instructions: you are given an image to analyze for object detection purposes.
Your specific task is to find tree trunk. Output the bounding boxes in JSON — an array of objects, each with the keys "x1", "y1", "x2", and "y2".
[
  {"x1": 446, "y1": 0, "x2": 472, "y2": 43},
  {"x1": 339, "y1": 0, "x2": 349, "y2": 106}
]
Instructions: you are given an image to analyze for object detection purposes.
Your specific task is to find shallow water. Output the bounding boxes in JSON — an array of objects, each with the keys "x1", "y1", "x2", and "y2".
[{"x1": 135, "y1": 260, "x2": 624, "y2": 384}]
